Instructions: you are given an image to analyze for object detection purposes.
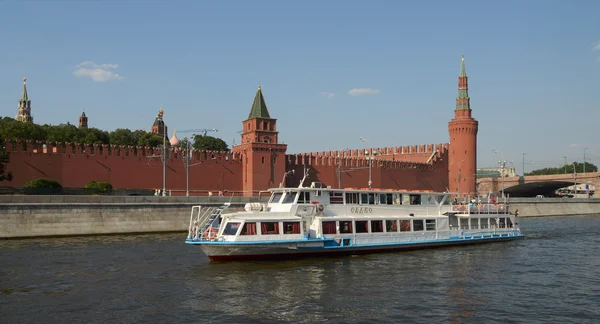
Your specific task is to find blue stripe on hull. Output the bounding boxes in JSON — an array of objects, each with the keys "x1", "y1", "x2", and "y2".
[{"x1": 189, "y1": 235, "x2": 524, "y2": 262}]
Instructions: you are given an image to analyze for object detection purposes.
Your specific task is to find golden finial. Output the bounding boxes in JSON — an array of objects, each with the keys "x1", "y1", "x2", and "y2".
[
  {"x1": 462, "y1": 55, "x2": 464, "y2": 61},
  {"x1": 159, "y1": 104, "x2": 163, "y2": 113},
  {"x1": 173, "y1": 129, "x2": 177, "y2": 135},
  {"x1": 23, "y1": 77, "x2": 27, "y2": 84},
  {"x1": 258, "y1": 84, "x2": 261, "y2": 90}
]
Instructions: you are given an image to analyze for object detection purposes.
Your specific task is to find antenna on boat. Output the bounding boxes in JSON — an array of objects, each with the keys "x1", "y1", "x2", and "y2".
[
  {"x1": 279, "y1": 170, "x2": 295, "y2": 188},
  {"x1": 298, "y1": 166, "x2": 310, "y2": 188}
]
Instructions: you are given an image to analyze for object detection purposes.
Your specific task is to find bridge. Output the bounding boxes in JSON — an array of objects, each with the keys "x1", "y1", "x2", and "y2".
[{"x1": 477, "y1": 172, "x2": 600, "y2": 197}]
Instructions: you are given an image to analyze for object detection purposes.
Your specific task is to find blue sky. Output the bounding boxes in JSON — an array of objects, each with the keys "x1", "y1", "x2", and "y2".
[{"x1": 1, "y1": 0, "x2": 599, "y2": 174}]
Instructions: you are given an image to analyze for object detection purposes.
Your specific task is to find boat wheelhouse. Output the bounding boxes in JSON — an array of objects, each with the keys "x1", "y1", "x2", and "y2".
[{"x1": 186, "y1": 183, "x2": 522, "y2": 261}]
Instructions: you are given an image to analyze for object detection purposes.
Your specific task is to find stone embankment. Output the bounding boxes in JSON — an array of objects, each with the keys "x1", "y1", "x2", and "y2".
[
  {"x1": 0, "y1": 196, "x2": 598, "y2": 239},
  {"x1": 0, "y1": 196, "x2": 268, "y2": 239}
]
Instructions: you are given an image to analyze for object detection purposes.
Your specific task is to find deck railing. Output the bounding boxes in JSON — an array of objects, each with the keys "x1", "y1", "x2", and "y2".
[{"x1": 451, "y1": 203, "x2": 511, "y2": 215}]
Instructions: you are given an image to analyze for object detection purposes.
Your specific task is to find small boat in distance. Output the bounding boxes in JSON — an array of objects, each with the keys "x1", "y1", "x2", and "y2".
[{"x1": 185, "y1": 173, "x2": 522, "y2": 262}]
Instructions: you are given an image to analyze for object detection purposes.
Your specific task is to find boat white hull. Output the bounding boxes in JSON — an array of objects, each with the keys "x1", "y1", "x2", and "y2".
[{"x1": 188, "y1": 234, "x2": 523, "y2": 261}]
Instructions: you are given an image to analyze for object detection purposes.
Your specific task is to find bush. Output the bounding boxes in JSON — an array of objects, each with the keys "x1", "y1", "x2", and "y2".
[
  {"x1": 84, "y1": 181, "x2": 113, "y2": 194},
  {"x1": 23, "y1": 178, "x2": 62, "y2": 195},
  {"x1": 23, "y1": 178, "x2": 62, "y2": 189}
]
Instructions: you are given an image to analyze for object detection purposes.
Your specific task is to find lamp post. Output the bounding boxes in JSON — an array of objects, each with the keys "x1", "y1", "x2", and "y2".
[
  {"x1": 183, "y1": 136, "x2": 194, "y2": 197},
  {"x1": 583, "y1": 148, "x2": 588, "y2": 174},
  {"x1": 458, "y1": 158, "x2": 465, "y2": 201},
  {"x1": 573, "y1": 162, "x2": 577, "y2": 197},
  {"x1": 522, "y1": 153, "x2": 527, "y2": 176},
  {"x1": 498, "y1": 160, "x2": 506, "y2": 198},
  {"x1": 162, "y1": 122, "x2": 167, "y2": 196},
  {"x1": 563, "y1": 156, "x2": 567, "y2": 174},
  {"x1": 359, "y1": 137, "x2": 375, "y2": 189}
]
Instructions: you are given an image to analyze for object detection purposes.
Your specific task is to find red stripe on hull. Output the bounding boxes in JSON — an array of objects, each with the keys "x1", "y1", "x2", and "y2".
[{"x1": 207, "y1": 237, "x2": 521, "y2": 262}]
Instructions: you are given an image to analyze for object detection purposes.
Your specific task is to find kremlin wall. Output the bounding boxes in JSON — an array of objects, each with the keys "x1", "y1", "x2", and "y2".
[{"x1": 2, "y1": 57, "x2": 477, "y2": 197}]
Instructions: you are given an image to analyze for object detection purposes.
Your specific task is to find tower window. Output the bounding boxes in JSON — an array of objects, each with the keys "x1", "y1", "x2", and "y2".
[{"x1": 262, "y1": 157, "x2": 265, "y2": 164}]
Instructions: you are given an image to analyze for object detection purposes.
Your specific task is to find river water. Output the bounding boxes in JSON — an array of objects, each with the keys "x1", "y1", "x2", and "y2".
[{"x1": 1, "y1": 215, "x2": 599, "y2": 323}]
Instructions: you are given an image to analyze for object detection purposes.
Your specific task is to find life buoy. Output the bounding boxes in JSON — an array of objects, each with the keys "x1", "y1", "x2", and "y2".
[
  {"x1": 317, "y1": 204, "x2": 325, "y2": 212},
  {"x1": 203, "y1": 227, "x2": 217, "y2": 240}
]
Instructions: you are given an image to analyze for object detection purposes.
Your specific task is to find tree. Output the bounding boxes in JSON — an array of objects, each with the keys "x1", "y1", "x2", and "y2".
[
  {"x1": 84, "y1": 181, "x2": 113, "y2": 194},
  {"x1": 526, "y1": 161, "x2": 598, "y2": 176},
  {"x1": 110, "y1": 128, "x2": 137, "y2": 146},
  {"x1": 0, "y1": 134, "x2": 13, "y2": 182},
  {"x1": 137, "y1": 132, "x2": 165, "y2": 148},
  {"x1": 192, "y1": 135, "x2": 229, "y2": 151}
]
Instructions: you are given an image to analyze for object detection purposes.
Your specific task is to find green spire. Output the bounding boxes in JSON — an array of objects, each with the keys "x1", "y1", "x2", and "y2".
[
  {"x1": 248, "y1": 85, "x2": 271, "y2": 119},
  {"x1": 455, "y1": 56, "x2": 470, "y2": 110},
  {"x1": 21, "y1": 77, "x2": 29, "y2": 102},
  {"x1": 460, "y1": 56, "x2": 467, "y2": 77}
]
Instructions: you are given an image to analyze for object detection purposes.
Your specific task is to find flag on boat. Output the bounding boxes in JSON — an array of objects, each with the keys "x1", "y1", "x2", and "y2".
[{"x1": 489, "y1": 192, "x2": 496, "y2": 203}]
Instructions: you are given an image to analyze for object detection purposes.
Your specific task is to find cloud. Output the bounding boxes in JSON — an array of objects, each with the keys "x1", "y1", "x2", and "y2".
[
  {"x1": 319, "y1": 92, "x2": 336, "y2": 98},
  {"x1": 73, "y1": 61, "x2": 124, "y2": 82},
  {"x1": 593, "y1": 42, "x2": 600, "y2": 63},
  {"x1": 348, "y1": 88, "x2": 381, "y2": 96}
]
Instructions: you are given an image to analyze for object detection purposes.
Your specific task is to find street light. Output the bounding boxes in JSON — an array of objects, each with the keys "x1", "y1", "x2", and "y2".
[
  {"x1": 563, "y1": 156, "x2": 567, "y2": 174},
  {"x1": 162, "y1": 121, "x2": 167, "y2": 196},
  {"x1": 183, "y1": 135, "x2": 194, "y2": 197},
  {"x1": 522, "y1": 153, "x2": 527, "y2": 176},
  {"x1": 458, "y1": 158, "x2": 465, "y2": 201},
  {"x1": 584, "y1": 148, "x2": 588, "y2": 174},
  {"x1": 498, "y1": 160, "x2": 506, "y2": 198},
  {"x1": 359, "y1": 137, "x2": 375, "y2": 189}
]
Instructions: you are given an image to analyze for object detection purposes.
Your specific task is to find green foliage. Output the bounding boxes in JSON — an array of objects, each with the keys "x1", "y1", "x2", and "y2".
[
  {"x1": 0, "y1": 116, "x2": 230, "y2": 149},
  {"x1": 526, "y1": 161, "x2": 598, "y2": 176},
  {"x1": 192, "y1": 135, "x2": 229, "y2": 151},
  {"x1": 0, "y1": 134, "x2": 13, "y2": 182},
  {"x1": 84, "y1": 181, "x2": 113, "y2": 193},
  {"x1": 23, "y1": 178, "x2": 62, "y2": 189}
]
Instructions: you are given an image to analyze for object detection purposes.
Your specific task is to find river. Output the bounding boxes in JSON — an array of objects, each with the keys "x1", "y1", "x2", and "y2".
[{"x1": 1, "y1": 215, "x2": 599, "y2": 323}]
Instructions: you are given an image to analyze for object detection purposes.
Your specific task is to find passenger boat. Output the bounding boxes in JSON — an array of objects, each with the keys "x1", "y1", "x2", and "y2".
[{"x1": 185, "y1": 177, "x2": 522, "y2": 261}]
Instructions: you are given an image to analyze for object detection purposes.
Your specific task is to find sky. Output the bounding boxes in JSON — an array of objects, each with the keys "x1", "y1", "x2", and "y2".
[{"x1": 1, "y1": 0, "x2": 599, "y2": 175}]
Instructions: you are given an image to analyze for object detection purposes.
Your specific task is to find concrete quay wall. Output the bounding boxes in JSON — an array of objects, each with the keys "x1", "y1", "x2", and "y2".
[
  {"x1": 0, "y1": 196, "x2": 269, "y2": 239},
  {"x1": 509, "y1": 198, "x2": 600, "y2": 217},
  {"x1": 1, "y1": 197, "x2": 599, "y2": 239}
]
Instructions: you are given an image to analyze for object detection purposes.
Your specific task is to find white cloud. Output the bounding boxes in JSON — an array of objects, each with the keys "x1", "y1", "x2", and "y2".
[
  {"x1": 73, "y1": 61, "x2": 124, "y2": 82},
  {"x1": 593, "y1": 42, "x2": 600, "y2": 51},
  {"x1": 319, "y1": 92, "x2": 336, "y2": 98},
  {"x1": 348, "y1": 88, "x2": 381, "y2": 96}
]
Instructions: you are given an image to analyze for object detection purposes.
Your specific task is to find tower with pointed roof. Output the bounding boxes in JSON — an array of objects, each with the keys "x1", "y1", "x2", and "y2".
[
  {"x1": 233, "y1": 85, "x2": 287, "y2": 196},
  {"x1": 448, "y1": 56, "x2": 479, "y2": 198},
  {"x1": 79, "y1": 110, "x2": 88, "y2": 128},
  {"x1": 16, "y1": 78, "x2": 33, "y2": 122},
  {"x1": 151, "y1": 106, "x2": 168, "y2": 139}
]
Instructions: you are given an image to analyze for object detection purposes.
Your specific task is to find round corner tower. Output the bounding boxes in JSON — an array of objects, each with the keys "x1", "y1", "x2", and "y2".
[{"x1": 448, "y1": 56, "x2": 478, "y2": 198}]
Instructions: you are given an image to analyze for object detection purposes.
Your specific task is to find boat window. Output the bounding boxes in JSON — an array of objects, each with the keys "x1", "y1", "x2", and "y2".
[
  {"x1": 282, "y1": 192, "x2": 297, "y2": 204},
  {"x1": 470, "y1": 218, "x2": 479, "y2": 229},
  {"x1": 330, "y1": 191, "x2": 344, "y2": 204},
  {"x1": 340, "y1": 221, "x2": 353, "y2": 234},
  {"x1": 360, "y1": 193, "x2": 375, "y2": 205},
  {"x1": 393, "y1": 194, "x2": 402, "y2": 205},
  {"x1": 297, "y1": 191, "x2": 310, "y2": 204},
  {"x1": 240, "y1": 222, "x2": 257, "y2": 235},
  {"x1": 506, "y1": 218, "x2": 513, "y2": 228},
  {"x1": 425, "y1": 219, "x2": 436, "y2": 231},
  {"x1": 400, "y1": 220, "x2": 411, "y2": 232},
  {"x1": 261, "y1": 222, "x2": 280, "y2": 234},
  {"x1": 283, "y1": 222, "x2": 301, "y2": 234},
  {"x1": 409, "y1": 194, "x2": 421, "y2": 205},
  {"x1": 345, "y1": 192, "x2": 359, "y2": 204},
  {"x1": 270, "y1": 192, "x2": 283, "y2": 204},
  {"x1": 460, "y1": 218, "x2": 469, "y2": 229},
  {"x1": 322, "y1": 221, "x2": 337, "y2": 234},
  {"x1": 371, "y1": 220, "x2": 383, "y2": 233},
  {"x1": 413, "y1": 219, "x2": 424, "y2": 231},
  {"x1": 355, "y1": 221, "x2": 369, "y2": 233},
  {"x1": 490, "y1": 217, "x2": 498, "y2": 228},
  {"x1": 499, "y1": 217, "x2": 506, "y2": 228},
  {"x1": 386, "y1": 220, "x2": 398, "y2": 232},
  {"x1": 379, "y1": 193, "x2": 393, "y2": 205},
  {"x1": 423, "y1": 195, "x2": 438, "y2": 205},
  {"x1": 223, "y1": 222, "x2": 241, "y2": 235}
]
